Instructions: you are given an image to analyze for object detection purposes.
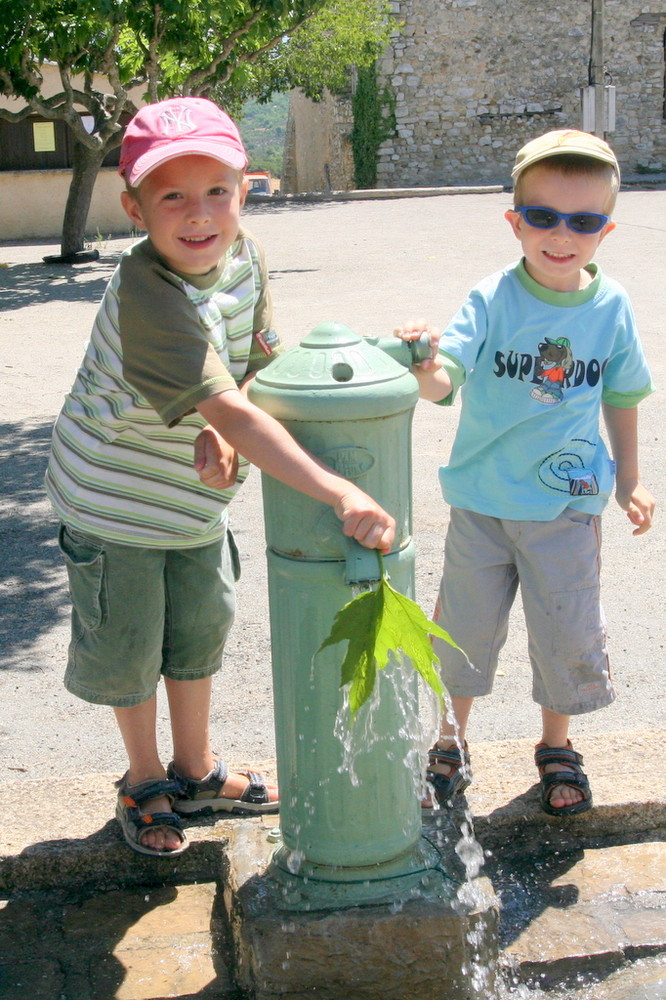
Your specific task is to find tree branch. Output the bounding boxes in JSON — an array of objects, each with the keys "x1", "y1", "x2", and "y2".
[
  {"x1": 186, "y1": 8, "x2": 322, "y2": 94},
  {"x1": 183, "y1": 8, "x2": 265, "y2": 93}
]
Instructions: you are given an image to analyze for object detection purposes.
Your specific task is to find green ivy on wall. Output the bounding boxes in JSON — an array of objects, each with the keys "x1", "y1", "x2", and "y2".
[{"x1": 350, "y1": 57, "x2": 396, "y2": 189}]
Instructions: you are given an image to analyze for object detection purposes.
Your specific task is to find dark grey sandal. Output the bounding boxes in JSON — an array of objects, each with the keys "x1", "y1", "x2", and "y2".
[
  {"x1": 167, "y1": 759, "x2": 279, "y2": 816},
  {"x1": 115, "y1": 774, "x2": 189, "y2": 856},
  {"x1": 423, "y1": 741, "x2": 471, "y2": 809},
  {"x1": 534, "y1": 741, "x2": 592, "y2": 816}
]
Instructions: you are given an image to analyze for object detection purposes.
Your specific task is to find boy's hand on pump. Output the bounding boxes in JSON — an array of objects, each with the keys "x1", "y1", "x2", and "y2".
[
  {"x1": 334, "y1": 490, "x2": 395, "y2": 554},
  {"x1": 394, "y1": 318, "x2": 453, "y2": 403},
  {"x1": 394, "y1": 317, "x2": 442, "y2": 372}
]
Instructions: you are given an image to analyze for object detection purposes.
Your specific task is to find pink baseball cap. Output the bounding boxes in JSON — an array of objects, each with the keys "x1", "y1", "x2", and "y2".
[{"x1": 119, "y1": 97, "x2": 248, "y2": 187}]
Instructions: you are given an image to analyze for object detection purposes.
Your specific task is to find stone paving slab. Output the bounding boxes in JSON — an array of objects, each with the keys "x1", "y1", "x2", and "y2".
[
  {"x1": 1, "y1": 732, "x2": 664, "y2": 898},
  {"x1": 467, "y1": 730, "x2": 666, "y2": 841},
  {"x1": 1, "y1": 732, "x2": 664, "y2": 889},
  {"x1": 0, "y1": 733, "x2": 664, "y2": 998},
  {"x1": 582, "y1": 960, "x2": 666, "y2": 1000},
  {"x1": 498, "y1": 841, "x2": 666, "y2": 989},
  {"x1": 0, "y1": 882, "x2": 234, "y2": 1000}
]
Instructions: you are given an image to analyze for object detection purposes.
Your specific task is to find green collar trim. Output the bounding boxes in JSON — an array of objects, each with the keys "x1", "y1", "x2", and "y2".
[
  {"x1": 515, "y1": 258, "x2": 602, "y2": 306},
  {"x1": 143, "y1": 237, "x2": 227, "y2": 289}
]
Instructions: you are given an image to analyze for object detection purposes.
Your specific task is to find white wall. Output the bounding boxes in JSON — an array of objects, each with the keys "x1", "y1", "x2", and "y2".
[{"x1": 0, "y1": 167, "x2": 131, "y2": 240}]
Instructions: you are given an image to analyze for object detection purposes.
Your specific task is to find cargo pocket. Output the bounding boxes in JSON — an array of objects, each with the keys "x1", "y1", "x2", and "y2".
[
  {"x1": 58, "y1": 524, "x2": 107, "y2": 630},
  {"x1": 550, "y1": 584, "x2": 602, "y2": 660}
]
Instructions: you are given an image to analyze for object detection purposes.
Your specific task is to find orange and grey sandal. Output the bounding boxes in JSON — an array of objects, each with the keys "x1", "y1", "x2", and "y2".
[
  {"x1": 534, "y1": 741, "x2": 592, "y2": 816},
  {"x1": 115, "y1": 774, "x2": 189, "y2": 857}
]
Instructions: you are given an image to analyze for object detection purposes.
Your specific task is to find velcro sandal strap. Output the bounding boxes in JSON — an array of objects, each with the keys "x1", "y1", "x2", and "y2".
[
  {"x1": 136, "y1": 808, "x2": 184, "y2": 829},
  {"x1": 534, "y1": 743, "x2": 584, "y2": 773},
  {"x1": 428, "y1": 742, "x2": 469, "y2": 770},
  {"x1": 240, "y1": 771, "x2": 270, "y2": 805},
  {"x1": 540, "y1": 770, "x2": 589, "y2": 794},
  {"x1": 170, "y1": 759, "x2": 230, "y2": 799},
  {"x1": 115, "y1": 775, "x2": 182, "y2": 808}
]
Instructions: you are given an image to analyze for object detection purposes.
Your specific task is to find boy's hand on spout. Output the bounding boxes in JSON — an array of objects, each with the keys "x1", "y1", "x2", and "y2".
[
  {"x1": 394, "y1": 318, "x2": 442, "y2": 372},
  {"x1": 193, "y1": 425, "x2": 239, "y2": 490},
  {"x1": 616, "y1": 478, "x2": 656, "y2": 536},
  {"x1": 394, "y1": 318, "x2": 453, "y2": 402},
  {"x1": 334, "y1": 490, "x2": 396, "y2": 553}
]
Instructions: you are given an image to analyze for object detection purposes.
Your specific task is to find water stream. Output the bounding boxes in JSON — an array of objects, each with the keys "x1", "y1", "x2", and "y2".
[
  {"x1": 332, "y1": 659, "x2": 500, "y2": 997},
  {"x1": 330, "y1": 665, "x2": 664, "y2": 999}
]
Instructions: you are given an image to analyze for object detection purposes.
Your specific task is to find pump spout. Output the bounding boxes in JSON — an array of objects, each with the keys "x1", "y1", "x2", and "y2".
[
  {"x1": 368, "y1": 331, "x2": 432, "y2": 369},
  {"x1": 344, "y1": 538, "x2": 382, "y2": 586}
]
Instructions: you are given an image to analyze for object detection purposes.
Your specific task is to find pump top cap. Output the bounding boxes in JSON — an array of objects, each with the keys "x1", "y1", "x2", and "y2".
[{"x1": 511, "y1": 129, "x2": 620, "y2": 181}]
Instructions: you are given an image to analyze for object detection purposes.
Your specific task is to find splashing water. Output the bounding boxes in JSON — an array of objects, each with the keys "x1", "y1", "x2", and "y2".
[
  {"x1": 456, "y1": 820, "x2": 485, "y2": 880},
  {"x1": 333, "y1": 649, "x2": 424, "y2": 791},
  {"x1": 285, "y1": 849, "x2": 305, "y2": 875}
]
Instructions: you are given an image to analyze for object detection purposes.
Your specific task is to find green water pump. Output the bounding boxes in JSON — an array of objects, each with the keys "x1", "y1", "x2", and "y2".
[{"x1": 248, "y1": 322, "x2": 440, "y2": 908}]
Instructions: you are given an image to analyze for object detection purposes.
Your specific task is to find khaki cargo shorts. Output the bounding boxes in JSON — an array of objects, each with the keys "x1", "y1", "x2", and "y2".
[
  {"x1": 58, "y1": 523, "x2": 240, "y2": 707},
  {"x1": 432, "y1": 506, "x2": 615, "y2": 716}
]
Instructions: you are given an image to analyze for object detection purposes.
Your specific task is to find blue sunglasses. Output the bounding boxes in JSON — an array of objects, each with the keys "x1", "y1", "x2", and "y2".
[{"x1": 515, "y1": 206, "x2": 610, "y2": 234}]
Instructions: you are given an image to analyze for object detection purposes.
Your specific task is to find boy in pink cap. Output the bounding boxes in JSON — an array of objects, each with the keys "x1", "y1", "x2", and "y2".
[
  {"x1": 46, "y1": 98, "x2": 395, "y2": 856},
  {"x1": 398, "y1": 129, "x2": 655, "y2": 817}
]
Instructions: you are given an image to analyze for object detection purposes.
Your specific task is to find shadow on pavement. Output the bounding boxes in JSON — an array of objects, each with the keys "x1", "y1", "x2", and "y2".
[
  {"x1": 0, "y1": 254, "x2": 120, "y2": 310},
  {"x1": 0, "y1": 419, "x2": 67, "y2": 669},
  {"x1": 0, "y1": 880, "x2": 236, "y2": 1000}
]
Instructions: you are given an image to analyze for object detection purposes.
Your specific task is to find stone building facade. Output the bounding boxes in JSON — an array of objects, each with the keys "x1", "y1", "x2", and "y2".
[
  {"x1": 283, "y1": 89, "x2": 355, "y2": 194},
  {"x1": 283, "y1": 1, "x2": 666, "y2": 192}
]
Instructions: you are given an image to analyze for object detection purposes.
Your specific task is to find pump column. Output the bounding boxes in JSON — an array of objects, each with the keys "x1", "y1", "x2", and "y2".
[{"x1": 249, "y1": 322, "x2": 436, "y2": 905}]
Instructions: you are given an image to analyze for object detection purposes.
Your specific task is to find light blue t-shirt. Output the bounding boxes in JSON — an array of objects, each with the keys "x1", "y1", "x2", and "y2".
[{"x1": 437, "y1": 260, "x2": 654, "y2": 520}]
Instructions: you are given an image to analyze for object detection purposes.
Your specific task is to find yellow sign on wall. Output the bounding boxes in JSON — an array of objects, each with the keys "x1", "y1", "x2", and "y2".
[{"x1": 33, "y1": 122, "x2": 56, "y2": 152}]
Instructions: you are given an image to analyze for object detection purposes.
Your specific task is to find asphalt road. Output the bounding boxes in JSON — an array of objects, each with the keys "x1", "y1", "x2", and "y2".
[{"x1": 1, "y1": 187, "x2": 664, "y2": 784}]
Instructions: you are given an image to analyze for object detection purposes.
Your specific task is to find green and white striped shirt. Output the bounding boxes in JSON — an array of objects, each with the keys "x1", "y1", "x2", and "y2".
[{"x1": 45, "y1": 230, "x2": 281, "y2": 547}]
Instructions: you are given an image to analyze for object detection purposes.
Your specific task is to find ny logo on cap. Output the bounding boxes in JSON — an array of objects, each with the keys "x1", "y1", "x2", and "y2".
[{"x1": 158, "y1": 106, "x2": 196, "y2": 135}]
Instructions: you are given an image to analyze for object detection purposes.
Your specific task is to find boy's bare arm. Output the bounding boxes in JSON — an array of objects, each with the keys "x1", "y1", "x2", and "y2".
[
  {"x1": 191, "y1": 374, "x2": 256, "y2": 489},
  {"x1": 394, "y1": 320, "x2": 453, "y2": 402},
  {"x1": 602, "y1": 402, "x2": 655, "y2": 535},
  {"x1": 196, "y1": 390, "x2": 396, "y2": 552}
]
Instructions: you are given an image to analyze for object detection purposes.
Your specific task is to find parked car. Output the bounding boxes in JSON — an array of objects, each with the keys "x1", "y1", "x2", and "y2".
[{"x1": 245, "y1": 171, "x2": 278, "y2": 196}]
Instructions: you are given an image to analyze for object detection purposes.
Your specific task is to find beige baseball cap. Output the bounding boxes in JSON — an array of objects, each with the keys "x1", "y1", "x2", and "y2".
[{"x1": 511, "y1": 129, "x2": 620, "y2": 180}]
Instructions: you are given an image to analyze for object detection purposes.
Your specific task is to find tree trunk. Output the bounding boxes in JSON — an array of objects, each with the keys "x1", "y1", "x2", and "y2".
[{"x1": 58, "y1": 140, "x2": 108, "y2": 259}]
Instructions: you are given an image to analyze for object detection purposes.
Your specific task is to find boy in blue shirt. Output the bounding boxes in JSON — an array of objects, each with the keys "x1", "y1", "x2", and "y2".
[{"x1": 400, "y1": 130, "x2": 655, "y2": 815}]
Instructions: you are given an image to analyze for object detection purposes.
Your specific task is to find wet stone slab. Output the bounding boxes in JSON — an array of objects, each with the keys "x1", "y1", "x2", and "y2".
[
  {"x1": 225, "y1": 822, "x2": 500, "y2": 1000},
  {"x1": 568, "y1": 956, "x2": 666, "y2": 999},
  {"x1": 488, "y1": 834, "x2": 666, "y2": 990},
  {"x1": 0, "y1": 883, "x2": 238, "y2": 1000}
]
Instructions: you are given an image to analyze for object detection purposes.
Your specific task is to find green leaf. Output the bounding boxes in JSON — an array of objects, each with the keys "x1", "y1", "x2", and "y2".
[
  {"x1": 316, "y1": 552, "x2": 461, "y2": 719},
  {"x1": 318, "y1": 586, "x2": 381, "y2": 715}
]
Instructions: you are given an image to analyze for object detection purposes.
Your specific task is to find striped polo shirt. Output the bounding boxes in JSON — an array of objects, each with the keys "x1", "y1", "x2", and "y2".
[{"x1": 45, "y1": 230, "x2": 281, "y2": 547}]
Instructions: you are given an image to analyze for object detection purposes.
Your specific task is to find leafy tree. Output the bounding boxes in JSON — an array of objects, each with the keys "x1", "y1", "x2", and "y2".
[
  {"x1": 240, "y1": 95, "x2": 289, "y2": 176},
  {"x1": 221, "y1": 0, "x2": 393, "y2": 108},
  {"x1": 0, "y1": 0, "x2": 391, "y2": 261}
]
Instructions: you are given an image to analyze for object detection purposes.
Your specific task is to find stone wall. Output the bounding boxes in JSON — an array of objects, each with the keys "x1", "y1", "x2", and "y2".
[
  {"x1": 284, "y1": 1, "x2": 666, "y2": 191},
  {"x1": 376, "y1": 0, "x2": 666, "y2": 187},
  {"x1": 282, "y1": 89, "x2": 355, "y2": 194}
]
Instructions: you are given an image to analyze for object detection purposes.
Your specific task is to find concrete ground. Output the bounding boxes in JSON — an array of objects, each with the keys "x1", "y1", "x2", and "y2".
[
  {"x1": 0, "y1": 733, "x2": 664, "y2": 998},
  {"x1": 1, "y1": 187, "x2": 665, "y2": 997}
]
